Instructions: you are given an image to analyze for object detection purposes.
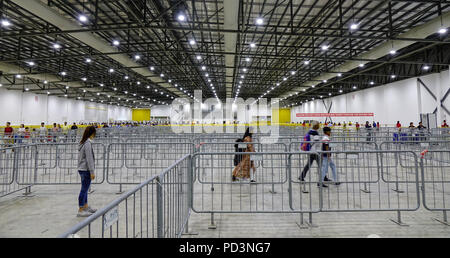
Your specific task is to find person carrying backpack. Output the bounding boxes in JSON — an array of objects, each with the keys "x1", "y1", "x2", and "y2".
[{"x1": 299, "y1": 122, "x2": 329, "y2": 182}]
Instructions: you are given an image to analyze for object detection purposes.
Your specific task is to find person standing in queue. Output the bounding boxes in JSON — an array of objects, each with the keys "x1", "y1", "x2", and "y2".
[{"x1": 76, "y1": 126, "x2": 97, "y2": 217}]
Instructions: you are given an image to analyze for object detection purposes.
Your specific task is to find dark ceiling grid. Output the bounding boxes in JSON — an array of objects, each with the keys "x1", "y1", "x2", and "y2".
[
  {"x1": 282, "y1": 0, "x2": 450, "y2": 106},
  {"x1": 1, "y1": 0, "x2": 450, "y2": 109}
]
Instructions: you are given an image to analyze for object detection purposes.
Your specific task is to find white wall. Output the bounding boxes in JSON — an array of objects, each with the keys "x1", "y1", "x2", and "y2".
[
  {"x1": 291, "y1": 70, "x2": 450, "y2": 126},
  {"x1": 0, "y1": 88, "x2": 132, "y2": 125},
  {"x1": 151, "y1": 105, "x2": 171, "y2": 117}
]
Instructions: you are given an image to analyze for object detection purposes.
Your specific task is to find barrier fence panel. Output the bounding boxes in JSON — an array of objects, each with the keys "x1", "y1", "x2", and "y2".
[
  {"x1": 59, "y1": 155, "x2": 191, "y2": 238},
  {"x1": 0, "y1": 145, "x2": 36, "y2": 197},
  {"x1": 192, "y1": 152, "x2": 292, "y2": 219},
  {"x1": 379, "y1": 141, "x2": 450, "y2": 152},
  {"x1": 16, "y1": 143, "x2": 106, "y2": 185},
  {"x1": 158, "y1": 154, "x2": 191, "y2": 238},
  {"x1": 289, "y1": 141, "x2": 378, "y2": 152},
  {"x1": 420, "y1": 150, "x2": 450, "y2": 225},
  {"x1": 106, "y1": 143, "x2": 193, "y2": 185}
]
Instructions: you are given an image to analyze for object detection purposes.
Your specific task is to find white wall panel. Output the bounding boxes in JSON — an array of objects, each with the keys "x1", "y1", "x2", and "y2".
[
  {"x1": 0, "y1": 88, "x2": 131, "y2": 125},
  {"x1": 290, "y1": 71, "x2": 449, "y2": 126}
]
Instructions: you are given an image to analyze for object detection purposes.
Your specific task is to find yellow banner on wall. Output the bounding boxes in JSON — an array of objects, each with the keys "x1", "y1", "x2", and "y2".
[{"x1": 132, "y1": 109, "x2": 151, "y2": 122}]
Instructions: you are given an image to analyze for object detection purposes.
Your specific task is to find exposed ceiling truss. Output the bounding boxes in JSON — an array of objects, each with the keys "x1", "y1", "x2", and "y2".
[{"x1": 0, "y1": 0, "x2": 450, "y2": 108}]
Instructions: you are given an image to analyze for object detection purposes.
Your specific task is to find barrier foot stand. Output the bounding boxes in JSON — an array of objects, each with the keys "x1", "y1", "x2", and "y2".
[
  {"x1": 296, "y1": 213, "x2": 309, "y2": 229},
  {"x1": 269, "y1": 184, "x2": 277, "y2": 194},
  {"x1": 305, "y1": 213, "x2": 318, "y2": 228},
  {"x1": 208, "y1": 213, "x2": 217, "y2": 229},
  {"x1": 360, "y1": 183, "x2": 371, "y2": 193},
  {"x1": 392, "y1": 183, "x2": 404, "y2": 193},
  {"x1": 115, "y1": 184, "x2": 124, "y2": 195},
  {"x1": 390, "y1": 211, "x2": 409, "y2": 227},
  {"x1": 182, "y1": 221, "x2": 199, "y2": 236},
  {"x1": 433, "y1": 211, "x2": 450, "y2": 226},
  {"x1": 301, "y1": 184, "x2": 309, "y2": 194},
  {"x1": 20, "y1": 186, "x2": 35, "y2": 197}
]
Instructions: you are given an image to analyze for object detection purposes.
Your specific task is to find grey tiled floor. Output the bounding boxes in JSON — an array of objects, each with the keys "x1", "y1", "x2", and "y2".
[{"x1": 0, "y1": 183, "x2": 449, "y2": 238}]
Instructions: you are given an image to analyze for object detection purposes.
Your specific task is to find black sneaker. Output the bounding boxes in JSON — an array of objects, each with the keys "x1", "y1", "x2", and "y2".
[
  {"x1": 334, "y1": 182, "x2": 341, "y2": 185},
  {"x1": 250, "y1": 180, "x2": 256, "y2": 183},
  {"x1": 232, "y1": 176, "x2": 237, "y2": 182},
  {"x1": 317, "y1": 183, "x2": 328, "y2": 188},
  {"x1": 299, "y1": 177, "x2": 305, "y2": 182},
  {"x1": 324, "y1": 177, "x2": 331, "y2": 182}
]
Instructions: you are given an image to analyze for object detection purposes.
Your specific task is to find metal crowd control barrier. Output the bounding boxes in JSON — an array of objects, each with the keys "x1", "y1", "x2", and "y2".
[
  {"x1": 106, "y1": 142, "x2": 194, "y2": 193},
  {"x1": 0, "y1": 145, "x2": 36, "y2": 197},
  {"x1": 192, "y1": 151, "x2": 291, "y2": 228},
  {"x1": 420, "y1": 150, "x2": 450, "y2": 225},
  {"x1": 59, "y1": 155, "x2": 191, "y2": 238},
  {"x1": 15, "y1": 143, "x2": 106, "y2": 186},
  {"x1": 192, "y1": 150, "x2": 421, "y2": 228}
]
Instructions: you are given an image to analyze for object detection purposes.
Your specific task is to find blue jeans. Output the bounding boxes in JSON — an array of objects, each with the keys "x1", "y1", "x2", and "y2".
[
  {"x1": 321, "y1": 156, "x2": 337, "y2": 181},
  {"x1": 78, "y1": 171, "x2": 91, "y2": 208}
]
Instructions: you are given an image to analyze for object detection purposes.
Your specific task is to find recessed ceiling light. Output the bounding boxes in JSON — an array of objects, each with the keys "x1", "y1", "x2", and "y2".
[
  {"x1": 53, "y1": 43, "x2": 61, "y2": 49},
  {"x1": 250, "y1": 43, "x2": 256, "y2": 48},
  {"x1": 150, "y1": 66, "x2": 155, "y2": 71},
  {"x1": 390, "y1": 50, "x2": 396, "y2": 55},
  {"x1": 177, "y1": 14, "x2": 186, "y2": 21},
  {"x1": 196, "y1": 55, "x2": 202, "y2": 60},
  {"x1": 423, "y1": 65, "x2": 430, "y2": 70},
  {"x1": 189, "y1": 39, "x2": 196, "y2": 45},
  {"x1": 44, "y1": 80, "x2": 48, "y2": 84},
  {"x1": 201, "y1": 66, "x2": 206, "y2": 70},
  {"x1": 109, "y1": 68, "x2": 114, "y2": 73},
  {"x1": 85, "y1": 58, "x2": 92, "y2": 63},
  {"x1": 350, "y1": 23, "x2": 358, "y2": 30},
  {"x1": 438, "y1": 28, "x2": 447, "y2": 34},
  {"x1": 134, "y1": 54, "x2": 141, "y2": 60},
  {"x1": 391, "y1": 75, "x2": 396, "y2": 79},
  {"x1": 321, "y1": 45, "x2": 329, "y2": 51},
  {"x1": 304, "y1": 60, "x2": 310, "y2": 65},
  {"x1": 291, "y1": 71, "x2": 296, "y2": 75},
  {"x1": 81, "y1": 77, "x2": 87, "y2": 81},
  {"x1": 79, "y1": 15, "x2": 88, "y2": 22},
  {"x1": 256, "y1": 17, "x2": 264, "y2": 25},
  {"x1": 113, "y1": 40, "x2": 120, "y2": 46},
  {"x1": 337, "y1": 73, "x2": 342, "y2": 77},
  {"x1": 27, "y1": 61, "x2": 35, "y2": 66},
  {"x1": 359, "y1": 63, "x2": 365, "y2": 68},
  {"x1": 60, "y1": 72, "x2": 66, "y2": 76},
  {"x1": 1, "y1": 19, "x2": 11, "y2": 27},
  {"x1": 245, "y1": 57, "x2": 250, "y2": 62}
]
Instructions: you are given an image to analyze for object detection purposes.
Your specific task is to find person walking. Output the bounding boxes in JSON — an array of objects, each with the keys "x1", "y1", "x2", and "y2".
[
  {"x1": 299, "y1": 122, "x2": 329, "y2": 182},
  {"x1": 320, "y1": 127, "x2": 339, "y2": 187},
  {"x1": 232, "y1": 128, "x2": 256, "y2": 182},
  {"x1": 76, "y1": 126, "x2": 97, "y2": 217}
]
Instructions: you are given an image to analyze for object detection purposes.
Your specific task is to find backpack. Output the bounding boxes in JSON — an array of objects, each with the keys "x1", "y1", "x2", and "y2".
[
  {"x1": 234, "y1": 139, "x2": 245, "y2": 166},
  {"x1": 301, "y1": 132, "x2": 312, "y2": 151}
]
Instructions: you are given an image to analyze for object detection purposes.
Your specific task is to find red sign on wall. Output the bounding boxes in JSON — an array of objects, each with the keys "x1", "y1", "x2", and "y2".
[{"x1": 296, "y1": 113, "x2": 374, "y2": 117}]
